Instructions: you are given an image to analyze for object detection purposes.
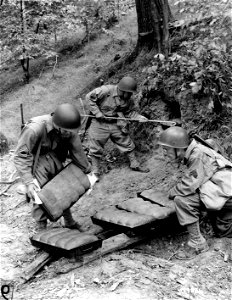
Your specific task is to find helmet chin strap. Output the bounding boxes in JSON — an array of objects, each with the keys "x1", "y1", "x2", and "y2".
[
  {"x1": 174, "y1": 148, "x2": 177, "y2": 159},
  {"x1": 165, "y1": 148, "x2": 183, "y2": 167},
  {"x1": 175, "y1": 149, "x2": 186, "y2": 167}
]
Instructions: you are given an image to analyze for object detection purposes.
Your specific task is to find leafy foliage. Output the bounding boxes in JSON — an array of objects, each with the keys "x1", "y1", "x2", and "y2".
[
  {"x1": 143, "y1": 0, "x2": 232, "y2": 121},
  {"x1": 1, "y1": 0, "x2": 60, "y2": 64},
  {"x1": 139, "y1": 0, "x2": 232, "y2": 157},
  {"x1": 0, "y1": 0, "x2": 133, "y2": 76}
]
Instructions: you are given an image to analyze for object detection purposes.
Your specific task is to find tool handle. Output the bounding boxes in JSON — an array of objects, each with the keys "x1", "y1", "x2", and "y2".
[
  {"x1": 20, "y1": 103, "x2": 25, "y2": 130},
  {"x1": 81, "y1": 114, "x2": 176, "y2": 126},
  {"x1": 145, "y1": 119, "x2": 176, "y2": 126},
  {"x1": 193, "y1": 135, "x2": 215, "y2": 150}
]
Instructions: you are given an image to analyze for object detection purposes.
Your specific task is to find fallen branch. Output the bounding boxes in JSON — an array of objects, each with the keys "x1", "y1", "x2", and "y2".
[
  {"x1": 17, "y1": 229, "x2": 156, "y2": 284},
  {"x1": 0, "y1": 177, "x2": 20, "y2": 184},
  {"x1": 0, "y1": 183, "x2": 14, "y2": 196},
  {"x1": 19, "y1": 252, "x2": 53, "y2": 284},
  {"x1": 17, "y1": 229, "x2": 116, "y2": 284},
  {"x1": 57, "y1": 231, "x2": 157, "y2": 275}
]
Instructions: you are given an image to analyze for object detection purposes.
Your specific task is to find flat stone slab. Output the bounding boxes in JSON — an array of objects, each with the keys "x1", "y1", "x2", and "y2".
[
  {"x1": 92, "y1": 207, "x2": 154, "y2": 229},
  {"x1": 139, "y1": 189, "x2": 174, "y2": 208},
  {"x1": 117, "y1": 197, "x2": 175, "y2": 219}
]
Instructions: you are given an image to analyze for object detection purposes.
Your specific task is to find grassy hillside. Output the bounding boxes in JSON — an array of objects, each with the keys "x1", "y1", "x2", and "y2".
[{"x1": 0, "y1": 9, "x2": 137, "y2": 145}]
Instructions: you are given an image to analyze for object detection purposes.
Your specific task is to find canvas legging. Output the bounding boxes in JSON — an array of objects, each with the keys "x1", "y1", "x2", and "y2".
[{"x1": 174, "y1": 193, "x2": 232, "y2": 237}]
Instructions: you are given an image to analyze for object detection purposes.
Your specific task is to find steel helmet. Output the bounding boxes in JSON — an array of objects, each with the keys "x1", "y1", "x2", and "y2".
[
  {"x1": 52, "y1": 103, "x2": 81, "y2": 130},
  {"x1": 158, "y1": 126, "x2": 189, "y2": 149},
  {"x1": 118, "y1": 76, "x2": 137, "y2": 93}
]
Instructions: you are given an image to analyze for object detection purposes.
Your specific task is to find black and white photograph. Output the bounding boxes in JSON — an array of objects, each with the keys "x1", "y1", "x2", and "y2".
[{"x1": 0, "y1": 0, "x2": 232, "y2": 299}]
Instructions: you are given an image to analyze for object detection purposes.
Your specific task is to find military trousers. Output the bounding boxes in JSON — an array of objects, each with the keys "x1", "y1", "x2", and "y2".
[
  {"x1": 88, "y1": 119, "x2": 135, "y2": 158},
  {"x1": 174, "y1": 193, "x2": 232, "y2": 237},
  {"x1": 32, "y1": 152, "x2": 72, "y2": 223}
]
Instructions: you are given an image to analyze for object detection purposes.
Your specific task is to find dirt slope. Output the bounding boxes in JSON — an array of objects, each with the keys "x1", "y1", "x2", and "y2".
[{"x1": 1, "y1": 149, "x2": 231, "y2": 300}]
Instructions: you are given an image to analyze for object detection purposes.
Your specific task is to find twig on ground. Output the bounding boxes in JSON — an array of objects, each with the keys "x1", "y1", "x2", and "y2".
[
  {"x1": 9, "y1": 170, "x2": 17, "y2": 181},
  {"x1": 0, "y1": 177, "x2": 19, "y2": 196},
  {"x1": 167, "y1": 250, "x2": 178, "y2": 261},
  {"x1": 0, "y1": 177, "x2": 20, "y2": 184},
  {"x1": 0, "y1": 184, "x2": 13, "y2": 196},
  {"x1": 4, "y1": 200, "x2": 27, "y2": 213}
]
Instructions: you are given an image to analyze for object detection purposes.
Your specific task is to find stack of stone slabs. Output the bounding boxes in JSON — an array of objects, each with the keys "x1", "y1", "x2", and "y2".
[
  {"x1": 30, "y1": 228, "x2": 102, "y2": 258},
  {"x1": 91, "y1": 189, "x2": 176, "y2": 233}
]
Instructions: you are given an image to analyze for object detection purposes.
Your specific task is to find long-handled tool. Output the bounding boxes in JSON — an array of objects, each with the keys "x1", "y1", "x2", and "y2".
[
  {"x1": 20, "y1": 103, "x2": 25, "y2": 130},
  {"x1": 80, "y1": 114, "x2": 176, "y2": 126}
]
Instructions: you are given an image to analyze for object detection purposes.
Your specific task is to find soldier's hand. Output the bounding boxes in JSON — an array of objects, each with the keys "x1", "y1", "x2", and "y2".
[
  {"x1": 138, "y1": 116, "x2": 148, "y2": 123},
  {"x1": 86, "y1": 172, "x2": 99, "y2": 195},
  {"x1": 121, "y1": 126, "x2": 129, "y2": 135},
  {"x1": 87, "y1": 172, "x2": 98, "y2": 188},
  {"x1": 95, "y1": 112, "x2": 104, "y2": 120},
  {"x1": 27, "y1": 183, "x2": 40, "y2": 199}
]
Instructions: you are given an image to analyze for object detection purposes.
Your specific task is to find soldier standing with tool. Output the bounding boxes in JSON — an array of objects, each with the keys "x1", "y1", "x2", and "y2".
[
  {"x1": 158, "y1": 126, "x2": 232, "y2": 260},
  {"x1": 85, "y1": 76, "x2": 150, "y2": 177},
  {"x1": 14, "y1": 103, "x2": 93, "y2": 231}
]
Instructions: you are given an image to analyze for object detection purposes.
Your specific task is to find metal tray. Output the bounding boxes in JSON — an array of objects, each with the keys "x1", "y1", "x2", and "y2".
[
  {"x1": 138, "y1": 189, "x2": 174, "y2": 207},
  {"x1": 117, "y1": 198, "x2": 175, "y2": 218},
  {"x1": 30, "y1": 228, "x2": 102, "y2": 258},
  {"x1": 91, "y1": 207, "x2": 159, "y2": 234}
]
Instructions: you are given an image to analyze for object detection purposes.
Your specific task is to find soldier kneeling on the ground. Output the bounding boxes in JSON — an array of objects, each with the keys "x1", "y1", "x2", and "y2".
[
  {"x1": 85, "y1": 76, "x2": 150, "y2": 177},
  {"x1": 14, "y1": 103, "x2": 92, "y2": 231},
  {"x1": 158, "y1": 126, "x2": 232, "y2": 260}
]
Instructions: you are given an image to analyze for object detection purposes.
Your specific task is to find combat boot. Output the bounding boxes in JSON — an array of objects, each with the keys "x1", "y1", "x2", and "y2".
[
  {"x1": 127, "y1": 151, "x2": 150, "y2": 173},
  {"x1": 175, "y1": 221, "x2": 209, "y2": 260},
  {"x1": 35, "y1": 220, "x2": 47, "y2": 232},
  {"x1": 63, "y1": 209, "x2": 83, "y2": 232}
]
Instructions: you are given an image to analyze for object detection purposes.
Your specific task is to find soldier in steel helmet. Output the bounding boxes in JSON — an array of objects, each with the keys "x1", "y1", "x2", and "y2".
[
  {"x1": 158, "y1": 126, "x2": 232, "y2": 260},
  {"x1": 85, "y1": 76, "x2": 150, "y2": 177},
  {"x1": 14, "y1": 103, "x2": 92, "y2": 231}
]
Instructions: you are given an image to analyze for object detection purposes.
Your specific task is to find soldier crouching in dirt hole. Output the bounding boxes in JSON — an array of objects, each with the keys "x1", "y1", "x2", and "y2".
[
  {"x1": 158, "y1": 126, "x2": 232, "y2": 260},
  {"x1": 14, "y1": 103, "x2": 95, "y2": 232},
  {"x1": 85, "y1": 76, "x2": 150, "y2": 179}
]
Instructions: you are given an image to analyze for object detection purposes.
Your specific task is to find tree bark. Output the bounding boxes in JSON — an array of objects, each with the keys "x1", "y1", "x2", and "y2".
[
  {"x1": 20, "y1": 0, "x2": 30, "y2": 83},
  {"x1": 135, "y1": 0, "x2": 154, "y2": 52},
  {"x1": 135, "y1": 0, "x2": 172, "y2": 56}
]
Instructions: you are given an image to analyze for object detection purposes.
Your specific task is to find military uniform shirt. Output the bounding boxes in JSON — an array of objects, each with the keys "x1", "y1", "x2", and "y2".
[{"x1": 14, "y1": 114, "x2": 91, "y2": 185}]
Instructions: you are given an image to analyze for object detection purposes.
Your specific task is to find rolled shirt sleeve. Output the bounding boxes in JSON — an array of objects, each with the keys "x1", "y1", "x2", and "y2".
[
  {"x1": 86, "y1": 87, "x2": 109, "y2": 116},
  {"x1": 68, "y1": 133, "x2": 91, "y2": 174}
]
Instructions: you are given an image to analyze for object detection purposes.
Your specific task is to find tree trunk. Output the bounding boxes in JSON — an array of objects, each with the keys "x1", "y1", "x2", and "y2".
[
  {"x1": 20, "y1": 0, "x2": 30, "y2": 83},
  {"x1": 135, "y1": 0, "x2": 172, "y2": 56}
]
